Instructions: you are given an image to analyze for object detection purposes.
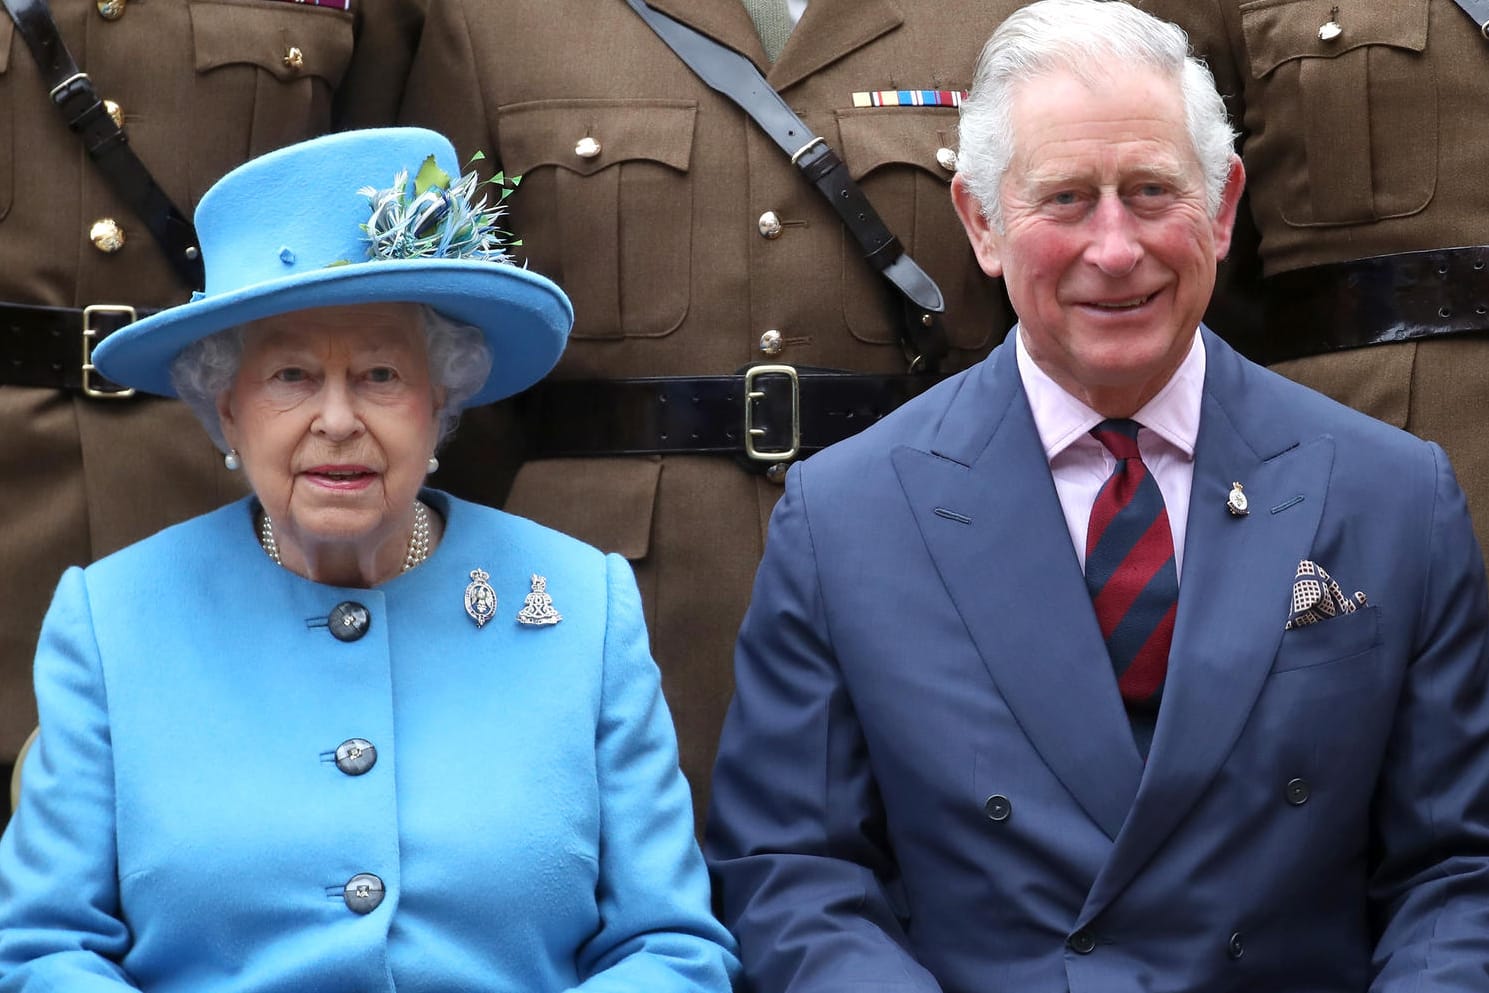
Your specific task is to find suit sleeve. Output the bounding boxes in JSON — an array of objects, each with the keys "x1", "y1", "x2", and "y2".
[
  {"x1": 569, "y1": 554, "x2": 739, "y2": 993},
  {"x1": 706, "y1": 465, "x2": 944, "y2": 993},
  {"x1": 1368, "y1": 444, "x2": 1489, "y2": 991},
  {"x1": 0, "y1": 569, "x2": 140, "y2": 991}
]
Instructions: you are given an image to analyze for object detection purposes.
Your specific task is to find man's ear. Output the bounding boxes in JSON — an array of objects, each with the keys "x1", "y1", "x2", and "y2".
[
  {"x1": 951, "y1": 173, "x2": 1004, "y2": 279},
  {"x1": 1211, "y1": 153, "x2": 1246, "y2": 261}
]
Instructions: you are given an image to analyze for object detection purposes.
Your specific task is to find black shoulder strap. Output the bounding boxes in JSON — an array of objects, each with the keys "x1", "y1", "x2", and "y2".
[
  {"x1": 2, "y1": 0, "x2": 204, "y2": 290},
  {"x1": 624, "y1": 0, "x2": 949, "y2": 372}
]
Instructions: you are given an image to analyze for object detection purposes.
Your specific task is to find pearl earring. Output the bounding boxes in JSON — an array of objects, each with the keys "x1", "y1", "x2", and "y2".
[
  {"x1": 224, "y1": 449, "x2": 242, "y2": 471},
  {"x1": 426, "y1": 455, "x2": 440, "y2": 474}
]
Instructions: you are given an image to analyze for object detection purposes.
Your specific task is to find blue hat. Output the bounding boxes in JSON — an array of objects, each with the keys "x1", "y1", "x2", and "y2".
[{"x1": 93, "y1": 128, "x2": 573, "y2": 407}]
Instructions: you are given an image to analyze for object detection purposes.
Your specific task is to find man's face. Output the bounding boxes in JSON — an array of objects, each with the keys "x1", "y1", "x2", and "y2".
[{"x1": 953, "y1": 62, "x2": 1243, "y2": 416}]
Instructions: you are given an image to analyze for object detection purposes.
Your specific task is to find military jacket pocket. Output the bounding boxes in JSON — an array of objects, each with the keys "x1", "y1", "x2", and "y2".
[
  {"x1": 497, "y1": 99, "x2": 696, "y2": 341},
  {"x1": 1239, "y1": 0, "x2": 1434, "y2": 227},
  {"x1": 0, "y1": 13, "x2": 13, "y2": 223},
  {"x1": 835, "y1": 106, "x2": 995, "y2": 351},
  {"x1": 187, "y1": 0, "x2": 354, "y2": 199}
]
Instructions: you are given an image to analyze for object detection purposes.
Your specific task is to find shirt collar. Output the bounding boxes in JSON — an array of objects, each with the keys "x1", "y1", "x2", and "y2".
[{"x1": 1014, "y1": 325, "x2": 1205, "y2": 462}]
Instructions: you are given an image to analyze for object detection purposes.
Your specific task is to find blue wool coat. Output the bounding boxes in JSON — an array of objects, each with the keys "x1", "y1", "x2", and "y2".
[{"x1": 0, "y1": 491, "x2": 737, "y2": 993}]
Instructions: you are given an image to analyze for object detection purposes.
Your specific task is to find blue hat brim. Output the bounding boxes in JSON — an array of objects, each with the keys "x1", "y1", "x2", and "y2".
[{"x1": 93, "y1": 257, "x2": 573, "y2": 408}]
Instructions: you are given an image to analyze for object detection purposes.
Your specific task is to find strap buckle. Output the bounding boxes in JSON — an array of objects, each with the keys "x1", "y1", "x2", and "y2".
[
  {"x1": 743, "y1": 364, "x2": 800, "y2": 462},
  {"x1": 81, "y1": 305, "x2": 137, "y2": 399}
]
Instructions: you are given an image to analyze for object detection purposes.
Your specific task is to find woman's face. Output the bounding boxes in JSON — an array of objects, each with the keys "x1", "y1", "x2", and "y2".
[{"x1": 217, "y1": 302, "x2": 442, "y2": 567}]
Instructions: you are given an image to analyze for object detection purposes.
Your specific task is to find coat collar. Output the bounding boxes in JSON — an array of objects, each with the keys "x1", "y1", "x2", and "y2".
[{"x1": 639, "y1": 0, "x2": 904, "y2": 89}]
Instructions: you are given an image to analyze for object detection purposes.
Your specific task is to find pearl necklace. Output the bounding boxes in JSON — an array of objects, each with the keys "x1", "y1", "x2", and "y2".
[{"x1": 258, "y1": 500, "x2": 432, "y2": 573}]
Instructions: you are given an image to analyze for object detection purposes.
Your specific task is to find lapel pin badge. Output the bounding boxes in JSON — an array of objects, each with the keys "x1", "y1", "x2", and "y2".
[
  {"x1": 516, "y1": 574, "x2": 562, "y2": 626},
  {"x1": 1227, "y1": 481, "x2": 1250, "y2": 517},
  {"x1": 464, "y1": 567, "x2": 497, "y2": 628}
]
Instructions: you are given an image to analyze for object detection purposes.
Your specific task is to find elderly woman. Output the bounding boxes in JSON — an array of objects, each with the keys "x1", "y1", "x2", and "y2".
[{"x1": 0, "y1": 129, "x2": 737, "y2": 993}]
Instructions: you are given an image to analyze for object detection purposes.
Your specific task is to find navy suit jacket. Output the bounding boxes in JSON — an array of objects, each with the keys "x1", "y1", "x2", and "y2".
[{"x1": 706, "y1": 329, "x2": 1489, "y2": 993}]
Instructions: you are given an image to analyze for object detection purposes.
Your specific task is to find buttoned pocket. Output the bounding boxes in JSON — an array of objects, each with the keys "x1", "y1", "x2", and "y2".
[
  {"x1": 1271, "y1": 603, "x2": 1381, "y2": 675},
  {"x1": 835, "y1": 107, "x2": 997, "y2": 351},
  {"x1": 496, "y1": 99, "x2": 696, "y2": 341},
  {"x1": 0, "y1": 14, "x2": 13, "y2": 222},
  {"x1": 1238, "y1": 0, "x2": 1434, "y2": 227},
  {"x1": 187, "y1": 0, "x2": 353, "y2": 199}
]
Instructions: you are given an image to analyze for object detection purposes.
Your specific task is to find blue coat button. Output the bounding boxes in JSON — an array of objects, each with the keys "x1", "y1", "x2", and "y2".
[
  {"x1": 334, "y1": 738, "x2": 377, "y2": 776},
  {"x1": 343, "y1": 873, "x2": 385, "y2": 914},
  {"x1": 328, "y1": 602, "x2": 371, "y2": 642}
]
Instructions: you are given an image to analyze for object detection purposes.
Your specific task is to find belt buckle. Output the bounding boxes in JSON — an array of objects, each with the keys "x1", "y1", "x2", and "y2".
[
  {"x1": 743, "y1": 364, "x2": 800, "y2": 462},
  {"x1": 81, "y1": 304, "x2": 138, "y2": 399}
]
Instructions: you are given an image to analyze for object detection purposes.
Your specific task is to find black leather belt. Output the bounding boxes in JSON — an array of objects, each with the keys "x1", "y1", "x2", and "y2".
[
  {"x1": 516, "y1": 367, "x2": 939, "y2": 468},
  {"x1": 0, "y1": 301, "x2": 155, "y2": 396},
  {"x1": 1255, "y1": 246, "x2": 1489, "y2": 366}
]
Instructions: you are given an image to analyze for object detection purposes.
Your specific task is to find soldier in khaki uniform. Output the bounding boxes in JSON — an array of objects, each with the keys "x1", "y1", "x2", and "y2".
[
  {"x1": 1135, "y1": 0, "x2": 1489, "y2": 560},
  {"x1": 400, "y1": 0, "x2": 1023, "y2": 831},
  {"x1": 0, "y1": 0, "x2": 423, "y2": 823}
]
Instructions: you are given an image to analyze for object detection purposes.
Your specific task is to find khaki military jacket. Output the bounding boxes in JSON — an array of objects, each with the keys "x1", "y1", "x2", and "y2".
[
  {"x1": 0, "y1": 0, "x2": 421, "y2": 770},
  {"x1": 402, "y1": 0, "x2": 1022, "y2": 828}
]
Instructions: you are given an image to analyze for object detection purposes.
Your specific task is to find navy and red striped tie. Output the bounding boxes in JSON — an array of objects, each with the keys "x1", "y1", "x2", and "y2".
[{"x1": 1085, "y1": 419, "x2": 1178, "y2": 755}]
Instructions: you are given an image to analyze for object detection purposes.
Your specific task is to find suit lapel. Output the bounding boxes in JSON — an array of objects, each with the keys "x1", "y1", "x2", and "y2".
[
  {"x1": 770, "y1": 0, "x2": 903, "y2": 91},
  {"x1": 893, "y1": 346, "x2": 1143, "y2": 840},
  {"x1": 1078, "y1": 331, "x2": 1334, "y2": 924}
]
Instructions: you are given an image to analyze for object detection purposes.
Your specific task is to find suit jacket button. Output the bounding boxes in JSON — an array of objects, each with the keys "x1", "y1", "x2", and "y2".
[
  {"x1": 1285, "y1": 777, "x2": 1311, "y2": 805},
  {"x1": 334, "y1": 738, "x2": 377, "y2": 776},
  {"x1": 1068, "y1": 929, "x2": 1096, "y2": 954},
  {"x1": 1227, "y1": 931, "x2": 1245, "y2": 959},
  {"x1": 343, "y1": 873, "x2": 384, "y2": 914},
  {"x1": 983, "y1": 794, "x2": 1012, "y2": 822},
  {"x1": 328, "y1": 601, "x2": 371, "y2": 642}
]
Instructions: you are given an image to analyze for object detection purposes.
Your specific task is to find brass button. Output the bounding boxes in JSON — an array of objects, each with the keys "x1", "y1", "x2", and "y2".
[
  {"x1": 935, "y1": 146, "x2": 958, "y2": 172},
  {"x1": 757, "y1": 210, "x2": 783, "y2": 239},
  {"x1": 575, "y1": 136, "x2": 602, "y2": 159},
  {"x1": 283, "y1": 46, "x2": 305, "y2": 71},
  {"x1": 103, "y1": 100, "x2": 124, "y2": 129},
  {"x1": 89, "y1": 218, "x2": 126, "y2": 253},
  {"x1": 765, "y1": 462, "x2": 790, "y2": 485},
  {"x1": 759, "y1": 329, "x2": 784, "y2": 356},
  {"x1": 1318, "y1": 16, "x2": 1342, "y2": 42},
  {"x1": 96, "y1": 0, "x2": 125, "y2": 20}
]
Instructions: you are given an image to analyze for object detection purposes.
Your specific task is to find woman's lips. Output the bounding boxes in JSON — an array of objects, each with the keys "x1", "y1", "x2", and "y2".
[{"x1": 302, "y1": 465, "x2": 377, "y2": 490}]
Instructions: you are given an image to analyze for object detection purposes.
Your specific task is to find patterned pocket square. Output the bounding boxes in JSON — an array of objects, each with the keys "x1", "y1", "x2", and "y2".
[{"x1": 1285, "y1": 560, "x2": 1369, "y2": 630}]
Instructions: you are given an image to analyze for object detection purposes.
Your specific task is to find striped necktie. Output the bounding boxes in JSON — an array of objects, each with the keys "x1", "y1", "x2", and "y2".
[{"x1": 1085, "y1": 419, "x2": 1178, "y2": 755}]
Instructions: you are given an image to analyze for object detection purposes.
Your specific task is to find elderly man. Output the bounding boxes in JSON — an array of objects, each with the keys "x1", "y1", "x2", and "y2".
[{"x1": 705, "y1": 2, "x2": 1489, "y2": 991}]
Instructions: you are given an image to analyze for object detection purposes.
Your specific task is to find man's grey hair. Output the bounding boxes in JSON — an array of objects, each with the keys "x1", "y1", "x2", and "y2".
[
  {"x1": 956, "y1": 0, "x2": 1237, "y2": 230},
  {"x1": 170, "y1": 304, "x2": 493, "y2": 452}
]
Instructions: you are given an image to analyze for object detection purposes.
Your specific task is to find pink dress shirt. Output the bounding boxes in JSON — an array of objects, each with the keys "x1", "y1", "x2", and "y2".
[{"x1": 1014, "y1": 328, "x2": 1204, "y2": 581}]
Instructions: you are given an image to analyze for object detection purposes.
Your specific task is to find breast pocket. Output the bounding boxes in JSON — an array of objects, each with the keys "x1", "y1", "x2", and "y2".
[
  {"x1": 497, "y1": 99, "x2": 696, "y2": 341},
  {"x1": 1239, "y1": 0, "x2": 1434, "y2": 227},
  {"x1": 0, "y1": 14, "x2": 13, "y2": 223},
  {"x1": 835, "y1": 107, "x2": 996, "y2": 352},
  {"x1": 1271, "y1": 603, "x2": 1381, "y2": 676},
  {"x1": 187, "y1": 0, "x2": 354, "y2": 199}
]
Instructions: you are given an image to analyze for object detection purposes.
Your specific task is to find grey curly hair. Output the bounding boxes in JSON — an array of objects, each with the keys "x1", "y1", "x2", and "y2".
[
  {"x1": 956, "y1": 0, "x2": 1237, "y2": 231},
  {"x1": 169, "y1": 305, "x2": 493, "y2": 452}
]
